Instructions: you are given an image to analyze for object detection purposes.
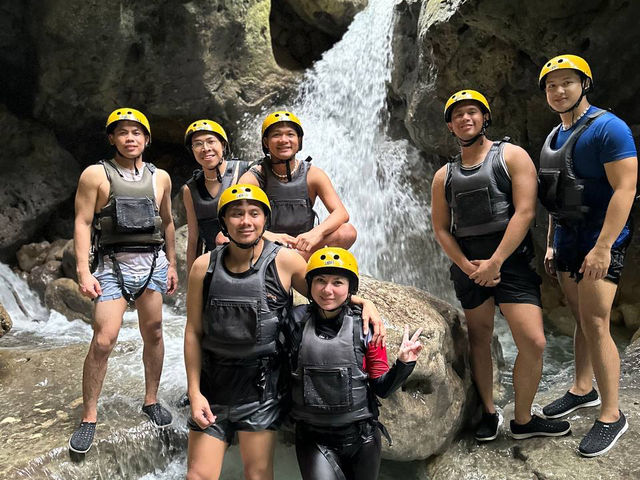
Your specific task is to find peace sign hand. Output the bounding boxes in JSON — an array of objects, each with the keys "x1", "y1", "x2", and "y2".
[{"x1": 397, "y1": 325, "x2": 423, "y2": 363}]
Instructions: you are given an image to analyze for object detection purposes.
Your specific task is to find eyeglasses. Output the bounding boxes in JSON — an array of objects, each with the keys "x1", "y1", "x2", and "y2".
[{"x1": 192, "y1": 139, "x2": 220, "y2": 151}]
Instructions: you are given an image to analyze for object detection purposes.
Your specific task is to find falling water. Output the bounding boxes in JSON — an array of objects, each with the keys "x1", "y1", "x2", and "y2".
[{"x1": 237, "y1": 0, "x2": 453, "y2": 301}]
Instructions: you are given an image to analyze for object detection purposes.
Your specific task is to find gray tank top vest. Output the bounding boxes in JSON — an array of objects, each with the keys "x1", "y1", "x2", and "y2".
[
  {"x1": 538, "y1": 109, "x2": 607, "y2": 224},
  {"x1": 263, "y1": 159, "x2": 316, "y2": 236},
  {"x1": 96, "y1": 159, "x2": 164, "y2": 250},
  {"x1": 445, "y1": 141, "x2": 512, "y2": 238},
  {"x1": 202, "y1": 240, "x2": 282, "y2": 360},
  {"x1": 290, "y1": 307, "x2": 372, "y2": 427}
]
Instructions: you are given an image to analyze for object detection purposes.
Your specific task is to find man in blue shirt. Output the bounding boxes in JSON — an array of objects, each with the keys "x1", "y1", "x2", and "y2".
[{"x1": 537, "y1": 54, "x2": 637, "y2": 457}]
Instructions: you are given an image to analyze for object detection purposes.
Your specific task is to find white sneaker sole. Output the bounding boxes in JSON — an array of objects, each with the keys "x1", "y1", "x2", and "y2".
[
  {"x1": 68, "y1": 438, "x2": 92, "y2": 454},
  {"x1": 475, "y1": 413, "x2": 503, "y2": 442},
  {"x1": 543, "y1": 398, "x2": 601, "y2": 419},
  {"x1": 511, "y1": 425, "x2": 571, "y2": 440},
  {"x1": 578, "y1": 419, "x2": 629, "y2": 457}
]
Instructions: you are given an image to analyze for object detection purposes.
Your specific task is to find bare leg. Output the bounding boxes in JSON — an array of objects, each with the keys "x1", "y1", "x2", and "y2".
[
  {"x1": 238, "y1": 430, "x2": 277, "y2": 480},
  {"x1": 136, "y1": 288, "x2": 164, "y2": 405},
  {"x1": 557, "y1": 272, "x2": 594, "y2": 395},
  {"x1": 81, "y1": 297, "x2": 127, "y2": 422},
  {"x1": 577, "y1": 278, "x2": 620, "y2": 422},
  {"x1": 186, "y1": 431, "x2": 227, "y2": 480},
  {"x1": 500, "y1": 303, "x2": 546, "y2": 424},
  {"x1": 464, "y1": 298, "x2": 497, "y2": 413}
]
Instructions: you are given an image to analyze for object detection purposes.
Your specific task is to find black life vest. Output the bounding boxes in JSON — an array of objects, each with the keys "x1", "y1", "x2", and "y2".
[
  {"x1": 290, "y1": 305, "x2": 373, "y2": 427},
  {"x1": 446, "y1": 140, "x2": 512, "y2": 238},
  {"x1": 185, "y1": 160, "x2": 249, "y2": 252},
  {"x1": 94, "y1": 159, "x2": 164, "y2": 253},
  {"x1": 262, "y1": 158, "x2": 317, "y2": 236},
  {"x1": 538, "y1": 109, "x2": 607, "y2": 225},
  {"x1": 202, "y1": 240, "x2": 282, "y2": 360}
]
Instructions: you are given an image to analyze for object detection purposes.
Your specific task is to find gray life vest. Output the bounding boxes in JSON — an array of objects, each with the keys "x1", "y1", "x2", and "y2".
[
  {"x1": 538, "y1": 109, "x2": 607, "y2": 225},
  {"x1": 202, "y1": 240, "x2": 282, "y2": 360},
  {"x1": 446, "y1": 141, "x2": 512, "y2": 238},
  {"x1": 94, "y1": 159, "x2": 164, "y2": 252},
  {"x1": 290, "y1": 306, "x2": 373, "y2": 427},
  {"x1": 263, "y1": 158, "x2": 317, "y2": 236},
  {"x1": 185, "y1": 160, "x2": 248, "y2": 252}
]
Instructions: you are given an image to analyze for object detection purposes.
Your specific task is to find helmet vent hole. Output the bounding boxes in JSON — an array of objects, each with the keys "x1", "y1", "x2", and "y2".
[
  {"x1": 127, "y1": 111, "x2": 132, "y2": 114},
  {"x1": 231, "y1": 189, "x2": 237, "y2": 194},
  {"x1": 320, "y1": 255, "x2": 326, "y2": 260},
  {"x1": 558, "y1": 59, "x2": 564, "y2": 63},
  {"x1": 274, "y1": 113, "x2": 280, "y2": 117},
  {"x1": 244, "y1": 187, "x2": 251, "y2": 192},
  {"x1": 333, "y1": 255, "x2": 340, "y2": 260}
]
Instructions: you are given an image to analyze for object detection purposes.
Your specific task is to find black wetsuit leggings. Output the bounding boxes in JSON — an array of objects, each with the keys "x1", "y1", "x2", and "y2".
[{"x1": 295, "y1": 423, "x2": 382, "y2": 480}]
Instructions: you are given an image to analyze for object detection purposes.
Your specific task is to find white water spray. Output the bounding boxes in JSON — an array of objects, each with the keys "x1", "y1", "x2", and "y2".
[{"x1": 239, "y1": 0, "x2": 452, "y2": 300}]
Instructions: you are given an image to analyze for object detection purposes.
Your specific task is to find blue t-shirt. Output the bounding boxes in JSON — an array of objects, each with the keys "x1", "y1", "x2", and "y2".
[{"x1": 552, "y1": 105, "x2": 636, "y2": 210}]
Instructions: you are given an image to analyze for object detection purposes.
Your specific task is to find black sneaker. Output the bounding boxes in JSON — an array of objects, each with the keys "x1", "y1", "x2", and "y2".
[
  {"x1": 69, "y1": 421, "x2": 96, "y2": 453},
  {"x1": 542, "y1": 389, "x2": 601, "y2": 419},
  {"x1": 510, "y1": 415, "x2": 571, "y2": 439},
  {"x1": 142, "y1": 403, "x2": 173, "y2": 428},
  {"x1": 474, "y1": 411, "x2": 503, "y2": 441},
  {"x1": 578, "y1": 410, "x2": 628, "y2": 457}
]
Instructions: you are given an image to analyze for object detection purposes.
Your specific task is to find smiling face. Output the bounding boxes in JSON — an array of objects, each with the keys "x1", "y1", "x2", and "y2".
[
  {"x1": 543, "y1": 69, "x2": 585, "y2": 112},
  {"x1": 310, "y1": 273, "x2": 350, "y2": 312},
  {"x1": 223, "y1": 199, "x2": 266, "y2": 244},
  {"x1": 191, "y1": 131, "x2": 225, "y2": 170},
  {"x1": 263, "y1": 123, "x2": 300, "y2": 160},
  {"x1": 447, "y1": 100, "x2": 488, "y2": 140},
  {"x1": 108, "y1": 120, "x2": 149, "y2": 158}
]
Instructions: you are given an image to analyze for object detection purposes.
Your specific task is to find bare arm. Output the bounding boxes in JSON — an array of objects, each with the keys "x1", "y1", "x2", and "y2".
[
  {"x1": 469, "y1": 144, "x2": 537, "y2": 285},
  {"x1": 543, "y1": 214, "x2": 557, "y2": 277},
  {"x1": 185, "y1": 253, "x2": 216, "y2": 428},
  {"x1": 581, "y1": 156, "x2": 637, "y2": 280},
  {"x1": 74, "y1": 165, "x2": 103, "y2": 299},
  {"x1": 183, "y1": 185, "x2": 200, "y2": 275},
  {"x1": 158, "y1": 170, "x2": 177, "y2": 294}
]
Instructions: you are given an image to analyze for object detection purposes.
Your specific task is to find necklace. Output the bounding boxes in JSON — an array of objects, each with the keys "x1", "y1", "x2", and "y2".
[
  {"x1": 271, "y1": 159, "x2": 299, "y2": 180},
  {"x1": 203, "y1": 174, "x2": 219, "y2": 182},
  {"x1": 562, "y1": 105, "x2": 590, "y2": 131}
]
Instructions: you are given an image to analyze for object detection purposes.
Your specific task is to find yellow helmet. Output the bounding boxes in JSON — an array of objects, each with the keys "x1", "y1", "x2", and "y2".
[
  {"x1": 261, "y1": 110, "x2": 303, "y2": 154},
  {"x1": 305, "y1": 247, "x2": 359, "y2": 294},
  {"x1": 184, "y1": 119, "x2": 229, "y2": 148},
  {"x1": 444, "y1": 90, "x2": 491, "y2": 123},
  {"x1": 217, "y1": 184, "x2": 271, "y2": 219},
  {"x1": 539, "y1": 54, "x2": 593, "y2": 90},
  {"x1": 106, "y1": 108, "x2": 151, "y2": 142}
]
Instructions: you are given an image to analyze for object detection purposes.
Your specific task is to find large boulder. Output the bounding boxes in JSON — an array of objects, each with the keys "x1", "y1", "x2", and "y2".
[
  {"x1": 0, "y1": 303, "x2": 11, "y2": 338},
  {"x1": 15, "y1": 241, "x2": 51, "y2": 273},
  {"x1": 44, "y1": 277, "x2": 93, "y2": 324},
  {"x1": 358, "y1": 276, "x2": 475, "y2": 460},
  {"x1": 0, "y1": 108, "x2": 81, "y2": 262},
  {"x1": 27, "y1": 260, "x2": 63, "y2": 301}
]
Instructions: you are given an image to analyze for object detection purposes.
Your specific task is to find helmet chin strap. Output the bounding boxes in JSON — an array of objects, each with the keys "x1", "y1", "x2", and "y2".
[
  {"x1": 548, "y1": 80, "x2": 589, "y2": 115},
  {"x1": 115, "y1": 147, "x2": 142, "y2": 175},
  {"x1": 454, "y1": 121, "x2": 488, "y2": 148},
  {"x1": 206, "y1": 157, "x2": 224, "y2": 183},
  {"x1": 265, "y1": 153, "x2": 296, "y2": 181}
]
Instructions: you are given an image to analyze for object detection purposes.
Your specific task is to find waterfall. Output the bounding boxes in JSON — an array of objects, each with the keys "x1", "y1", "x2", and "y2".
[{"x1": 237, "y1": 0, "x2": 453, "y2": 302}]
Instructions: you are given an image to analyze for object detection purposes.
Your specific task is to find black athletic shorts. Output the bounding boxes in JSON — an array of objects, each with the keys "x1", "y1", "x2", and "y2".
[
  {"x1": 449, "y1": 261, "x2": 542, "y2": 310},
  {"x1": 187, "y1": 396, "x2": 283, "y2": 444},
  {"x1": 553, "y1": 220, "x2": 632, "y2": 284}
]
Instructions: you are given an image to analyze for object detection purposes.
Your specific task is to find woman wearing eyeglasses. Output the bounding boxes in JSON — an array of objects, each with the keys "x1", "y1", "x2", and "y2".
[{"x1": 182, "y1": 120, "x2": 250, "y2": 274}]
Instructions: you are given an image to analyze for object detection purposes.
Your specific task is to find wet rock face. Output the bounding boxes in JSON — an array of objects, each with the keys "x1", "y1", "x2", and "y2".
[
  {"x1": 390, "y1": 0, "x2": 640, "y2": 158},
  {"x1": 44, "y1": 277, "x2": 93, "y2": 324},
  {"x1": 0, "y1": 303, "x2": 11, "y2": 338},
  {"x1": 25, "y1": 0, "x2": 298, "y2": 166},
  {"x1": 0, "y1": 109, "x2": 81, "y2": 263},
  {"x1": 358, "y1": 276, "x2": 475, "y2": 461}
]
